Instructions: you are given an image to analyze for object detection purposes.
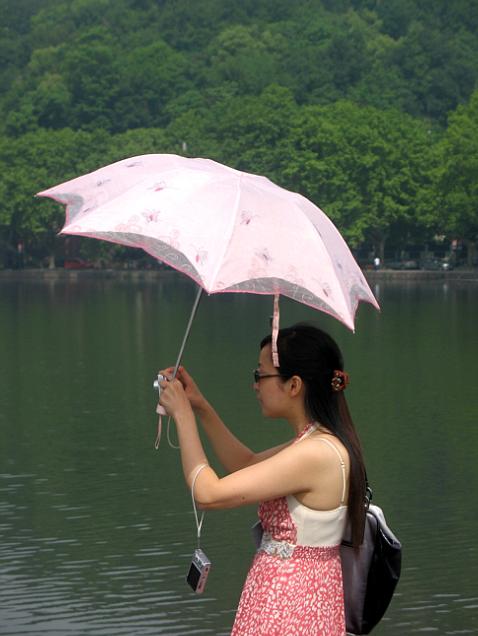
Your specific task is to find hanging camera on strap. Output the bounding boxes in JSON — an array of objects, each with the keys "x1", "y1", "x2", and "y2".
[{"x1": 186, "y1": 463, "x2": 212, "y2": 593}]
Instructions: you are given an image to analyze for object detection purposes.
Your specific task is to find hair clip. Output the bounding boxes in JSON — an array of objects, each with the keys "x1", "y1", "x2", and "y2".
[{"x1": 331, "y1": 369, "x2": 349, "y2": 392}]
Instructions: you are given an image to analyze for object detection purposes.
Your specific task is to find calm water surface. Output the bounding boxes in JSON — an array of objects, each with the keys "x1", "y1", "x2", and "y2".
[{"x1": 1, "y1": 275, "x2": 477, "y2": 635}]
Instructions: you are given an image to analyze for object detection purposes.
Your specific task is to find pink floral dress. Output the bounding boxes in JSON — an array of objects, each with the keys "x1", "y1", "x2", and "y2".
[{"x1": 231, "y1": 424, "x2": 347, "y2": 636}]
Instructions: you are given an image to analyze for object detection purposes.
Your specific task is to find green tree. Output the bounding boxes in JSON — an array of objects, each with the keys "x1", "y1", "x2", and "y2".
[
  {"x1": 2, "y1": 44, "x2": 67, "y2": 134},
  {"x1": 273, "y1": 8, "x2": 361, "y2": 105},
  {"x1": 114, "y1": 40, "x2": 193, "y2": 130},
  {"x1": 284, "y1": 101, "x2": 435, "y2": 260},
  {"x1": 32, "y1": 73, "x2": 71, "y2": 129},
  {"x1": 61, "y1": 27, "x2": 121, "y2": 130},
  {"x1": 194, "y1": 84, "x2": 299, "y2": 179},
  {"x1": 206, "y1": 24, "x2": 288, "y2": 94},
  {"x1": 389, "y1": 21, "x2": 478, "y2": 122},
  {"x1": 436, "y1": 89, "x2": 478, "y2": 266},
  {"x1": 0, "y1": 128, "x2": 110, "y2": 266},
  {"x1": 105, "y1": 127, "x2": 173, "y2": 164}
]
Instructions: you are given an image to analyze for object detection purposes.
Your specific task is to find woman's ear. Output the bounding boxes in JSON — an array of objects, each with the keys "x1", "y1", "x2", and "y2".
[{"x1": 288, "y1": 375, "x2": 303, "y2": 397}]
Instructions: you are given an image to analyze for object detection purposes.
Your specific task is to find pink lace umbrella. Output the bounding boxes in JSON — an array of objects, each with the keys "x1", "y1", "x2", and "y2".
[{"x1": 37, "y1": 154, "x2": 379, "y2": 369}]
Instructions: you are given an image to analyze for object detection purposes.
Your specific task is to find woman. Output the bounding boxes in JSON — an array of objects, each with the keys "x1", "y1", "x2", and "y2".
[{"x1": 158, "y1": 323, "x2": 367, "y2": 636}]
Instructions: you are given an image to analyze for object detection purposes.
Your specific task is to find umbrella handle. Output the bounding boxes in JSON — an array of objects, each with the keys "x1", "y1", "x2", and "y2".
[
  {"x1": 154, "y1": 286, "x2": 203, "y2": 451},
  {"x1": 172, "y1": 286, "x2": 203, "y2": 378}
]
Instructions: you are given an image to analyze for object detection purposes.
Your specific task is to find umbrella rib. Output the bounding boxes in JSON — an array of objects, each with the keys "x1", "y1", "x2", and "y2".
[
  {"x1": 292, "y1": 193, "x2": 354, "y2": 320},
  {"x1": 208, "y1": 172, "x2": 243, "y2": 289}
]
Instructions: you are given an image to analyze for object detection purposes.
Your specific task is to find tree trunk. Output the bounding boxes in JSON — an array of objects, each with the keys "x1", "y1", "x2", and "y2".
[
  {"x1": 379, "y1": 238, "x2": 386, "y2": 264},
  {"x1": 375, "y1": 238, "x2": 386, "y2": 264},
  {"x1": 47, "y1": 253, "x2": 56, "y2": 269},
  {"x1": 466, "y1": 239, "x2": 477, "y2": 268}
]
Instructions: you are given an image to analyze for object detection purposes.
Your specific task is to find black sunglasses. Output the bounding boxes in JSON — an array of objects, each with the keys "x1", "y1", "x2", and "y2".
[{"x1": 253, "y1": 369, "x2": 283, "y2": 383}]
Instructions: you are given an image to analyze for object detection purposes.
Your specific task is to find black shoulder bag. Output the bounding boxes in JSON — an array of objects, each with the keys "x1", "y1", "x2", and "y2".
[{"x1": 340, "y1": 486, "x2": 402, "y2": 635}]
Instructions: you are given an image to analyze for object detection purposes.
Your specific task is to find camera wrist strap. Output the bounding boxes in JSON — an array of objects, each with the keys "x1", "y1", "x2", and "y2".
[
  {"x1": 155, "y1": 376, "x2": 180, "y2": 450},
  {"x1": 191, "y1": 463, "x2": 208, "y2": 548}
]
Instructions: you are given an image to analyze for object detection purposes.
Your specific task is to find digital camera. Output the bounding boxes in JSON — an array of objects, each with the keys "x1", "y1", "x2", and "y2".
[{"x1": 186, "y1": 548, "x2": 211, "y2": 594}]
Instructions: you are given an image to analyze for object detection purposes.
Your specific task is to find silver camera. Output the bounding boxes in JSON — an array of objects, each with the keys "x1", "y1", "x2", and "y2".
[
  {"x1": 153, "y1": 374, "x2": 166, "y2": 391},
  {"x1": 186, "y1": 548, "x2": 211, "y2": 594}
]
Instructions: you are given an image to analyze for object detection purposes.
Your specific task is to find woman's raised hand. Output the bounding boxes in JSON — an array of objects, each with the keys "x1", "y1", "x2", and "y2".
[
  {"x1": 175, "y1": 366, "x2": 208, "y2": 412},
  {"x1": 158, "y1": 380, "x2": 190, "y2": 419},
  {"x1": 157, "y1": 366, "x2": 207, "y2": 413}
]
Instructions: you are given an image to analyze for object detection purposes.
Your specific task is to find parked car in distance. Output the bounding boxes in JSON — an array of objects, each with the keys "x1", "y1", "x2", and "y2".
[
  {"x1": 64, "y1": 257, "x2": 94, "y2": 269},
  {"x1": 384, "y1": 260, "x2": 402, "y2": 270},
  {"x1": 385, "y1": 259, "x2": 419, "y2": 270},
  {"x1": 420, "y1": 259, "x2": 453, "y2": 271},
  {"x1": 401, "y1": 259, "x2": 419, "y2": 270}
]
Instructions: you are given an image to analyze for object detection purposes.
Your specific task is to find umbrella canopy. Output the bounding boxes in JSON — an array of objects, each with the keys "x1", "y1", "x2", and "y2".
[{"x1": 37, "y1": 154, "x2": 378, "y2": 331}]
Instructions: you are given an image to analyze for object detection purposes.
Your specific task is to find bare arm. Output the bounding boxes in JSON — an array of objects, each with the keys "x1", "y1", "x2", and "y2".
[
  {"x1": 193, "y1": 398, "x2": 254, "y2": 472},
  {"x1": 158, "y1": 377, "x2": 332, "y2": 511},
  {"x1": 167, "y1": 366, "x2": 291, "y2": 472},
  {"x1": 195, "y1": 399, "x2": 291, "y2": 470}
]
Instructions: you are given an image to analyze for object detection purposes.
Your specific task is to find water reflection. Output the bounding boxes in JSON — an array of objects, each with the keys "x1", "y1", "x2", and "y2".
[{"x1": 0, "y1": 276, "x2": 477, "y2": 635}]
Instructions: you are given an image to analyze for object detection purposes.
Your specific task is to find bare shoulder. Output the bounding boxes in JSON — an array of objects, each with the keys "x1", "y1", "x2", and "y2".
[
  {"x1": 293, "y1": 432, "x2": 350, "y2": 508},
  {"x1": 268, "y1": 431, "x2": 350, "y2": 474},
  {"x1": 300, "y1": 432, "x2": 350, "y2": 471}
]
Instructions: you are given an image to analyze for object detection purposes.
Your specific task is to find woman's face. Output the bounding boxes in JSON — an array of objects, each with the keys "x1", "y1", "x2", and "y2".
[{"x1": 253, "y1": 344, "x2": 289, "y2": 418}]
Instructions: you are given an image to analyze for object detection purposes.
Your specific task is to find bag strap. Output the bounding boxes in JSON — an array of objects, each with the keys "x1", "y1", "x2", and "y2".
[{"x1": 365, "y1": 474, "x2": 373, "y2": 509}]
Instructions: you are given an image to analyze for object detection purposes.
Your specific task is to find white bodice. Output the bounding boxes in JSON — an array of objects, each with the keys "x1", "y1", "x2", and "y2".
[{"x1": 287, "y1": 495, "x2": 348, "y2": 547}]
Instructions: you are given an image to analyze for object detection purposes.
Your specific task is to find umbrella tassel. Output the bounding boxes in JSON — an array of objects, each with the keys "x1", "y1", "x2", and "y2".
[
  {"x1": 155, "y1": 397, "x2": 167, "y2": 450},
  {"x1": 154, "y1": 413, "x2": 162, "y2": 450},
  {"x1": 272, "y1": 293, "x2": 280, "y2": 368}
]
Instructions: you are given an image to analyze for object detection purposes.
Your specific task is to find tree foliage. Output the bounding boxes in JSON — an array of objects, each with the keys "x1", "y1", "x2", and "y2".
[
  {"x1": 436, "y1": 89, "x2": 478, "y2": 264},
  {"x1": 0, "y1": 0, "x2": 477, "y2": 266}
]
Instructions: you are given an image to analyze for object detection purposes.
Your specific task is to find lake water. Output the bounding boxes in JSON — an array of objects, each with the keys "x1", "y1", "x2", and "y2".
[{"x1": 1, "y1": 274, "x2": 477, "y2": 635}]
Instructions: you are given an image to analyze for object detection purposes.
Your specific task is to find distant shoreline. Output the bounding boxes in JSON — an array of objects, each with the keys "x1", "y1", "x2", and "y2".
[
  {"x1": 364, "y1": 269, "x2": 478, "y2": 282},
  {"x1": 0, "y1": 268, "x2": 477, "y2": 283}
]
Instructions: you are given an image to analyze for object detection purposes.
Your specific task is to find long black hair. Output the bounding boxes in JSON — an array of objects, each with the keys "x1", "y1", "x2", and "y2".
[{"x1": 261, "y1": 323, "x2": 366, "y2": 548}]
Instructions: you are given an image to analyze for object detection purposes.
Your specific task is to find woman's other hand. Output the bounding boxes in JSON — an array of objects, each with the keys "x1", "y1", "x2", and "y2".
[{"x1": 160, "y1": 366, "x2": 208, "y2": 413}]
